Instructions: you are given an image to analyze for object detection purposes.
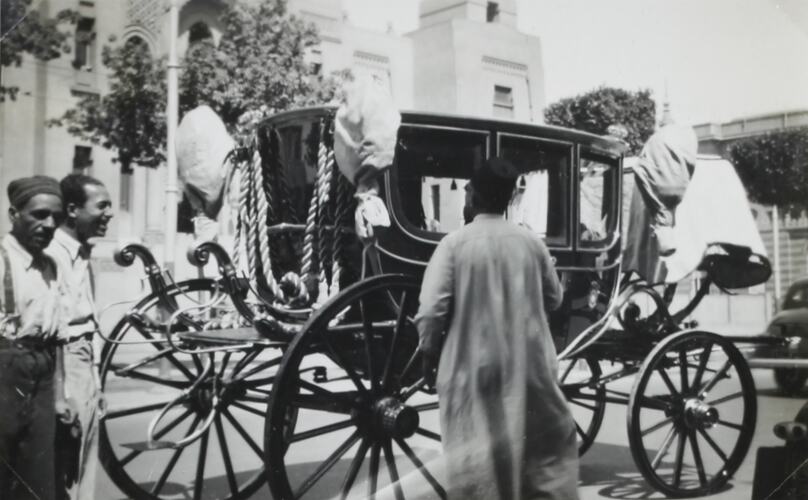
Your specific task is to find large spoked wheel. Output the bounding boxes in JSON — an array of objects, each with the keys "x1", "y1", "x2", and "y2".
[
  {"x1": 100, "y1": 278, "x2": 283, "y2": 500},
  {"x1": 266, "y1": 274, "x2": 446, "y2": 500},
  {"x1": 627, "y1": 331, "x2": 756, "y2": 497},
  {"x1": 559, "y1": 358, "x2": 606, "y2": 456}
]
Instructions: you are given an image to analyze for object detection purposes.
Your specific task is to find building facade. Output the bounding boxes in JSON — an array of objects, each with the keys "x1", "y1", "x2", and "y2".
[{"x1": 0, "y1": 0, "x2": 546, "y2": 313}]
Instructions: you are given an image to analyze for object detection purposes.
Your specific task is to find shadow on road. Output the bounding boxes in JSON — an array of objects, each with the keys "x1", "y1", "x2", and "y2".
[{"x1": 579, "y1": 442, "x2": 733, "y2": 499}]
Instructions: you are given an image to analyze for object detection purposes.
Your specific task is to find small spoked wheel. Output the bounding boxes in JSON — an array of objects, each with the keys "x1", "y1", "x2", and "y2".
[
  {"x1": 627, "y1": 331, "x2": 756, "y2": 497},
  {"x1": 100, "y1": 278, "x2": 284, "y2": 500},
  {"x1": 265, "y1": 274, "x2": 446, "y2": 499},
  {"x1": 558, "y1": 357, "x2": 605, "y2": 456}
]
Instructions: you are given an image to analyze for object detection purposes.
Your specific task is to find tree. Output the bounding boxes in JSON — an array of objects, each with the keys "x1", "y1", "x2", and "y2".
[
  {"x1": 1, "y1": 0, "x2": 75, "y2": 101},
  {"x1": 49, "y1": 37, "x2": 167, "y2": 171},
  {"x1": 544, "y1": 86, "x2": 656, "y2": 155},
  {"x1": 729, "y1": 127, "x2": 808, "y2": 213},
  {"x1": 52, "y1": 0, "x2": 335, "y2": 169}
]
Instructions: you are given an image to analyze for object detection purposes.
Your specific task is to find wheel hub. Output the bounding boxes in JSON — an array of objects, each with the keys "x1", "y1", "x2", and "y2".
[
  {"x1": 684, "y1": 398, "x2": 719, "y2": 429},
  {"x1": 372, "y1": 397, "x2": 419, "y2": 439}
]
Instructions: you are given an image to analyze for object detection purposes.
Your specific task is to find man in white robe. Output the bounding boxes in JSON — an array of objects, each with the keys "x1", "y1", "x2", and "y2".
[{"x1": 415, "y1": 158, "x2": 579, "y2": 500}]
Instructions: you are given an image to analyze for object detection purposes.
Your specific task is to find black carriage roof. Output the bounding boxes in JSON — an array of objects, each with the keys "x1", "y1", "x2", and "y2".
[{"x1": 260, "y1": 105, "x2": 628, "y2": 157}]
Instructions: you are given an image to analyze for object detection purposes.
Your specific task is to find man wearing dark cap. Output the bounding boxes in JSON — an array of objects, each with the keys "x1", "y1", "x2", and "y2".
[
  {"x1": 0, "y1": 175, "x2": 66, "y2": 500},
  {"x1": 415, "y1": 158, "x2": 579, "y2": 499}
]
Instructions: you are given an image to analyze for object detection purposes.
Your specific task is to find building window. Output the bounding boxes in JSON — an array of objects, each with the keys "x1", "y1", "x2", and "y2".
[
  {"x1": 486, "y1": 2, "x2": 500, "y2": 23},
  {"x1": 493, "y1": 85, "x2": 514, "y2": 118},
  {"x1": 188, "y1": 21, "x2": 213, "y2": 45},
  {"x1": 73, "y1": 145, "x2": 93, "y2": 173},
  {"x1": 430, "y1": 184, "x2": 441, "y2": 222},
  {"x1": 74, "y1": 17, "x2": 96, "y2": 70}
]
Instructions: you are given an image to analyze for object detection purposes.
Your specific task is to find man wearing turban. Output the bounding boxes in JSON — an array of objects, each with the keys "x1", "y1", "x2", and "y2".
[
  {"x1": 415, "y1": 159, "x2": 578, "y2": 499},
  {"x1": 0, "y1": 175, "x2": 66, "y2": 500}
]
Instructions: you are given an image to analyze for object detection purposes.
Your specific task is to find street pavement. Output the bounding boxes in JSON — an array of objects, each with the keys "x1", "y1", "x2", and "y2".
[{"x1": 95, "y1": 362, "x2": 808, "y2": 500}]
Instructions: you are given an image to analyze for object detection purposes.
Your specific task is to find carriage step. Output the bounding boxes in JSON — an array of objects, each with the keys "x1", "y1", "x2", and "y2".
[{"x1": 121, "y1": 440, "x2": 177, "y2": 451}]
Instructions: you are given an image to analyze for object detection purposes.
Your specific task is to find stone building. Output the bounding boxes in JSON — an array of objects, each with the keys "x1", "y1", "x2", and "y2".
[{"x1": 0, "y1": 0, "x2": 546, "y2": 311}]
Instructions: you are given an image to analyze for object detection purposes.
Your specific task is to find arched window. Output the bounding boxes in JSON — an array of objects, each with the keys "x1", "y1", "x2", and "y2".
[{"x1": 188, "y1": 21, "x2": 213, "y2": 45}]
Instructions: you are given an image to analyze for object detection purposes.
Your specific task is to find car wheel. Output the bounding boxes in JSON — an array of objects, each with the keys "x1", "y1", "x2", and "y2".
[{"x1": 773, "y1": 368, "x2": 808, "y2": 395}]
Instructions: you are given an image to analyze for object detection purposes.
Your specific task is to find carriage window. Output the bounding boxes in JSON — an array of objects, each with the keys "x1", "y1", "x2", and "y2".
[
  {"x1": 499, "y1": 134, "x2": 570, "y2": 246},
  {"x1": 579, "y1": 155, "x2": 618, "y2": 247},
  {"x1": 394, "y1": 126, "x2": 488, "y2": 234}
]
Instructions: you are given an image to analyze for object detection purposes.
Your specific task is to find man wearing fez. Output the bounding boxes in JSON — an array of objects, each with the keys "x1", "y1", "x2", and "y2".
[
  {"x1": 415, "y1": 158, "x2": 578, "y2": 499},
  {"x1": 0, "y1": 176, "x2": 66, "y2": 500},
  {"x1": 47, "y1": 174, "x2": 113, "y2": 500}
]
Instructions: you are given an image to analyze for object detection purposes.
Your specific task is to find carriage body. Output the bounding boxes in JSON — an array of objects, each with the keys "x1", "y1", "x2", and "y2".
[{"x1": 99, "y1": 106, "x2": 774, "y2": 499}]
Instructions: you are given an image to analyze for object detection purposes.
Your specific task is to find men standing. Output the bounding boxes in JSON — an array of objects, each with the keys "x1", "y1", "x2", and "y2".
[
  {"x1": 0, "y1": 176, "x2": 65, "y2": 500},
  {"x1": 415, "y1": 158, "x2": 578, "y2": 500},
  {"x1": 47, "y1": 174, "x2": 113, "y2": 500}
]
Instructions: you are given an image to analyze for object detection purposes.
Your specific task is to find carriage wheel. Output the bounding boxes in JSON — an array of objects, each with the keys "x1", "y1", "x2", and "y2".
[
  {"x1": 559, "y1": 358, "x2": 606, "y2": 456},
  {"x1": 627, "y1": 331, "x2": 756, "y2": 497},
  {"x1": 100, "y1": 278, "x2": 283, "y2": 500},
  {"x1": 265, "y1": 274, "x2": 446, "y2": 500}
]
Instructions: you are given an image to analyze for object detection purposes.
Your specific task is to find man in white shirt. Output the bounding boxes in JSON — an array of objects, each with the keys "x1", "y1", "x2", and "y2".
[
  {"x1": 0, "y1": 175, "x2": 65, "y2": 500},
  {"x1": 47, "y1": 174, "x2": 112, "y2": 500}
]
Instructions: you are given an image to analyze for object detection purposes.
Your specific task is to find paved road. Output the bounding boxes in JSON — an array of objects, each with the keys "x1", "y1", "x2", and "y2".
[{"x1": 95, "y1": 361, "x2": 807, "y2": 500}]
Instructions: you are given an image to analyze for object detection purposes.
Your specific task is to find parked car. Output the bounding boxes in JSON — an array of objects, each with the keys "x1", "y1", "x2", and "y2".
[{"x1": 768, "y1": 277, "x2": 808, "y2": 394}]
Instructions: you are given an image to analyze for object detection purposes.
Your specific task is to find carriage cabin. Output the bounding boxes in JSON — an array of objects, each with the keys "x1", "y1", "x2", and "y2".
[{"x1": 256, "y1": 106, "x2": 628, "y2": 348}]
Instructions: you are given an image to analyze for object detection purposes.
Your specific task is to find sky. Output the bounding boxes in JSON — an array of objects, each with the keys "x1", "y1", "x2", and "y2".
[{"x1": 342, "y1": 0, "x2": 808, "y2": 125}]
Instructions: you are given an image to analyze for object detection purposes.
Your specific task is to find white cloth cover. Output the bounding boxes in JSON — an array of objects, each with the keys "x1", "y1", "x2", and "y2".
[
  {"x1": 176, "y1": 105, "x2": 236, "y2": 218},
  {"x1": 415, "y1": 215, "x2": 578, "y2": 499},
  {"x1": 624, "y1": 157, "x2": 766, "y2": 283},
  {"x1": 333, "y1": 73, "x2": 401, "y2": 188}
]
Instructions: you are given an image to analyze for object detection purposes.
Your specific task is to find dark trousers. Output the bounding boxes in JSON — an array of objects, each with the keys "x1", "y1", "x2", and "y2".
[{"x1": 0, "y1": 342, "x2": 56, "y2": 500}]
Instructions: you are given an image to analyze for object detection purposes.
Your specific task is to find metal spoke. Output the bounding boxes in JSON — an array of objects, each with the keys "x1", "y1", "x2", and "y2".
[
  {"x1": 688, "y1": 430, "x2": 708, "y2": 486},
  {"x1": 120, "y1": 408, "x2": 193, "y2": 466},
  {"x1": 705, "y1": 391, "x2": 743, "y2": 406},
  {"x1": 295, "y1": 430, "x2": 362, "y2": 498},
  {"x1": 697, "y1": 427, "x2": 728, "y2": 462},
  {"x1": 672, "y1": 429, "x2": 686, "y2": 488},
  {"x1": 383, "y1": 440, "x2": 405, "y2": 500},
  {"x1": 128, "y1": 323, "x2": 197, "y2": 380},
  {"x1": 114, "y1": 368, "x2": 189, "y2": 389},
  {"x1": 320, "y1": 331, "x2": 370, "y2": 397},
  {"x1": 691, "y1": 343, "x2": 713, "y2": 391},
  {"x1": 150, "y1": 415, "x2": 202, "y2": 496},
  {"x1": 218, "y1": 351, "x2": 233, "y2": 379},
  {"x1": 235, "y1": 357, "x2": 282, "y2": 381},
  {"x1": 399, "y1": 349, "x2": 420, "y2": 384},
  {"x1": 192, "y1": 426, "x2": 210, "y2": 500},
  {"x1": 229, "y1": 349, "x2": 261, "y2": 378},
  {"x1": 106, "y1": 400, "x2": 177, "y2": 420},
  {"x1": 237, "y1": 393, "x2": 268, "y2": 404},
  {"x1": 290, "y1": 419, "x2": 356, "y2": 443},
  {"x1": 395, "y1": 437, "x2": 447, "y2": 499},
  {"x1": 231, "y1": 400, "x2": 265, "y2": 418},
  {"x1": 642, "y1": 417, "x2": 674, "y2": 437},
  {"x1": 382, "y1": 291, "x2": 410, "y2": 391},
  {"x1": 575, "y1": 421, "x2": 586, "y2": 440},
  {"x1": 413, "y1": 401, "x2": 439, "y2": 412},
  {"x1": 638, "y1": 395, "x2": 669, "y2": 412},
  {"x1": 368, "y1": 442, "x2": 381, "y2": 500},
  {"x1": 651, "y1": 425, "x2": 678, "y2": 470},
  {"x1": 222, "y1": 408, "x2": 263, "y2": 460},
  {"x1": 340, "y1": 438, "x2": 370, "y2": 500},
  {"x1": 569, "y1": 398, "x2": 598, "y2": 411},
  {"x1": 716, "y1": 419, "x2": 744, "y2": 431},
  {"x1": 415, "y1": 427, "x2": 441, "y2": 442},
  {"x1": 657, "y1": 367, "x2": 680, "y2": 396},
  {"x1": 360, "y1": 297, "x2": 379, "y2": 393},
  {"x1": 559, "y1": 359, "x2": 576, "y2": 383},
  {"x1": 215, "y1": 414, "x2": 238, "y2": 497},
  {"x1": 699, "y1": 359, "x2": 732, "y2": 398},
  {"x1": 679, "y1": 350, "x2": 689, "y2": 393}
]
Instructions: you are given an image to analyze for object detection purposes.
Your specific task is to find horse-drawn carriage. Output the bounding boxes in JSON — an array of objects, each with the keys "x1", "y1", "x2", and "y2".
[{"x1": 98, "y1": 105, "x2": 775, "y2": 499}]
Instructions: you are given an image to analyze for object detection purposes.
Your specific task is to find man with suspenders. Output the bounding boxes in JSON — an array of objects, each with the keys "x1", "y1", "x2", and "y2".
[
  {"x1": 47, "y1": 174, "x2": 113, "y2": 500},
  {"x1": 0, "y1": 176, "x2": 66, "y2": 500}
]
